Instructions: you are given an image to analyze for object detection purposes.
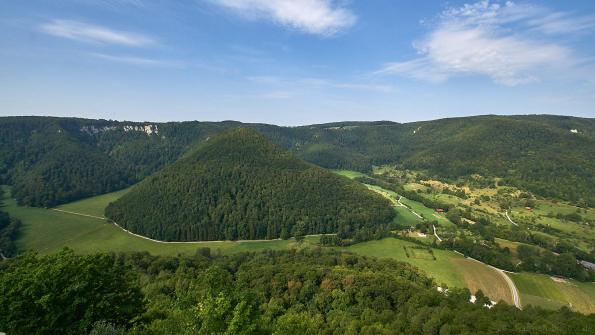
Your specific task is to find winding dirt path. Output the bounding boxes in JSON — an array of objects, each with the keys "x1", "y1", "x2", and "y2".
[
  {"x1": 433, "y1": 224, "x2": 442, "y2": 242},
  {"x1": 505, "y1": 211, "x2": 518, "y2": 226}
]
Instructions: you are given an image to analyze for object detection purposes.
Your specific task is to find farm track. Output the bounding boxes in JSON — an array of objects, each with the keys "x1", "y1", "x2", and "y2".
[
  {"x1": 433, "y1": 225, "x2": 442, "y2": 242},
  {"x1": 505, "y1": 211, "x2": 518, "y2": 226}
]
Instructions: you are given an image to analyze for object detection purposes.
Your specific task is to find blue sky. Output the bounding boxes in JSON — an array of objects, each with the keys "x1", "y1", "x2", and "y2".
[{"x1": 1, "y1": 0, "x2": 594, "y2": 125}]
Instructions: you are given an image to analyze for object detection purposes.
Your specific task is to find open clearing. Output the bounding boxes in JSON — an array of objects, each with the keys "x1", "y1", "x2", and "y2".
[{"x1": 510, "y1": 272, "x2": 595, "y2": 314}]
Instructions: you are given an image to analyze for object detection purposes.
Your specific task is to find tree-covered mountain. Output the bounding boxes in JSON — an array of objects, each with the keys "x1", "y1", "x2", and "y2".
[
  {"x1": 105, "y1": 128, "x2": 395, "y2": 241},
  {"x1": 1, "y1": 114, "x2": 593, "y2": 207}
]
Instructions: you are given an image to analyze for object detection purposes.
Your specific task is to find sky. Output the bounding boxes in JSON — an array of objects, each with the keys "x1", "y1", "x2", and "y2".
[{"x1": 1, "y1": 0, "x2": 594, "y2": 125}]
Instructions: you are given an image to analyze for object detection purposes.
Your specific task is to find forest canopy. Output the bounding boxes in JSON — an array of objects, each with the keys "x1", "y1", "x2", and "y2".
[{"x1": 105, "y1": 128, "x2": 395, "y2": 241}]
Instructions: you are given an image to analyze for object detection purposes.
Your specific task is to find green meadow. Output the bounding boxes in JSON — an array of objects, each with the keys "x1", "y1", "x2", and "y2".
[
  {"x1": 2, "y1": 186, "x2": 315, "y2": 256},
  {"x1": 511, "y1": 272, "x2": 595, "y2": 315}
]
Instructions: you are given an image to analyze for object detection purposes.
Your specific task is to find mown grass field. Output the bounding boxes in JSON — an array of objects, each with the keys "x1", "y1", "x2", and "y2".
[
  {"x1": 510, "y1": 272, "x2": 595, "y2": 314},
  {"x1": 450, "y1": 258, "x2": 512, "y2": 304}
]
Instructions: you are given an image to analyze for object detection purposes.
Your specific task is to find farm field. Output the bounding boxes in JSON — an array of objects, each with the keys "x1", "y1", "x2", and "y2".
[
  {"x1": 510, "y1": 272, "x2": 595, "y2": 315},
  {"x1": 340, "y1": 238, "x2": 513, "y2": 304}
]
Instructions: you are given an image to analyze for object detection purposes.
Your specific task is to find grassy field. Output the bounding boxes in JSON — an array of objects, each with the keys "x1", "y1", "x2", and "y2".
[
  {"x1": 333, "y1": 170, "x2": 366, "y2": 179},
  {"x1": 340, "y1": 238, "x2": 512, "y2": 304},
  {"x1": 399, "y1": 197, "x2": 455, "y2": 227},
  {"x1": 451, "y1": 258, "x2": 512, "y2": 304},
  {"x1": 56, "y1": 187, "x2": 132, "y2": 218},
  {"x1": 510, "y1": 272, "x2": 595, "y2": 315},
  {"x1": 2, "y1": 187, "x2": 316, "y2": 256}
]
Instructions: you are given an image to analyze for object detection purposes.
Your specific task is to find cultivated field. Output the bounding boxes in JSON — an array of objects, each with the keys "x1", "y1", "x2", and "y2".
[{"x1": 511, "y1": 272, "x2": 595, "y2": 314}]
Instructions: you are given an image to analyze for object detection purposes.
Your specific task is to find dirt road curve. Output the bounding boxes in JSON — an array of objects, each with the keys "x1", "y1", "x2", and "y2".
[
  {"x1": 505, "y1": 211, "x2": 518, "y2": 226},
  {"x1": 433, "y1": 225, "x2": 442, "y2": 242}
]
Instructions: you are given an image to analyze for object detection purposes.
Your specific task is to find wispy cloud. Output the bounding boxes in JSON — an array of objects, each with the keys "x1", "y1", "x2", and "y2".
[
  {"x1": 89, "y1": 53, "x2": 181, "y2": 67},
  {"x1": 210, "y1": 0, "x2": 356, "y2": 36},
  {"x1": 40, "y1": 19, "x2": 154, "y2": 46},
  {"x1": 378, "y1": 1, "x2": 595, "y2": 86}
]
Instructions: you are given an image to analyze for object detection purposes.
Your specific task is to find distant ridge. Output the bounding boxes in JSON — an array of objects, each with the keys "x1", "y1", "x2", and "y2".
[{"x1": 1, "y1": 114, "x2": 593, "y2": 206}]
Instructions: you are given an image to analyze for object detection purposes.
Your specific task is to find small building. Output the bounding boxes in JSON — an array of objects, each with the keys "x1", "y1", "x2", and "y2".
[{"x1": 435, "y1": 208, "x2": 444, "y2": 213}]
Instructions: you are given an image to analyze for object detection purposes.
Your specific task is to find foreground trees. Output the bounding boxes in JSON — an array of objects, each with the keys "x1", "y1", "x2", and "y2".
[
  {"x1": 1, "y1": 248, "x2": 594, "y2": 334},
  {"x1": 0, "y1": 250, "x2": 144, "y2": 334}
]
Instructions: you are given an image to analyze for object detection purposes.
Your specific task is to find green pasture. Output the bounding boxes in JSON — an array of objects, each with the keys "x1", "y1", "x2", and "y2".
[{"x1": 510, "y1": 272, "x2": 595, "y2": 315}]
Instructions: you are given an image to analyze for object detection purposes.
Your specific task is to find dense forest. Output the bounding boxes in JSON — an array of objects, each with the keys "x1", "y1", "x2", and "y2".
[
  {"x1": 1, "y1": 115, "x2": 593, "y2": 207},
  {"x1": 0, "y1": 188, "x2": 20, "y2": 258},
  {"x1": 105, "y1": 128, "x2": 394, "y2": 241},
  {"x1": 1, "y1": 248, "x2": 593, "y2": 334}
]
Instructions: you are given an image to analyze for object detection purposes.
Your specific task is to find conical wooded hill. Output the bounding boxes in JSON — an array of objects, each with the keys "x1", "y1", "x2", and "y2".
[{"x1": 105, "y1": 128, "x2": 394, "y2": 241}]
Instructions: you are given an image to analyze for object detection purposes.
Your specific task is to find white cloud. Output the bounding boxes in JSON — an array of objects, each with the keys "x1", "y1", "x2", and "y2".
[
  {"x1": 89, "y1": 53, "x2": 181, "y2": 67},
  {"x1": 210, "y1": 0, "x2": 356, "y2": 36},
  {"x1": 379, "y1": 1, "x2": 593, "y2": 86},
  {"x1": 40, "y1": 19, "x2": 154, "y2": 46}
]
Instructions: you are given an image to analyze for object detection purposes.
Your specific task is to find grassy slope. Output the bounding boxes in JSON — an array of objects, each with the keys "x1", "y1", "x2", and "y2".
[
  {"x1": 511, "y1": 272, "x2": 595, "y2": 314},
  {"x1": 56, "y1": 187, "x2": 131, "y2": 218}
]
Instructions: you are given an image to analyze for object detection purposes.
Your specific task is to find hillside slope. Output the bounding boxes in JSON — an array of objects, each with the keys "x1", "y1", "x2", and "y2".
[
  {"x1": 1, "y1": 115, "x2": 593, "y2": 206},
  {"x1": 105, "y1": 128, "x2": 395, "y2": 241}
]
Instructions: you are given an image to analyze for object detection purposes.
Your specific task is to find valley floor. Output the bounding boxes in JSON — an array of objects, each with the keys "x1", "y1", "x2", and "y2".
[{"x1": 3, "y1": 185, "x2": 593, "y2": 313}]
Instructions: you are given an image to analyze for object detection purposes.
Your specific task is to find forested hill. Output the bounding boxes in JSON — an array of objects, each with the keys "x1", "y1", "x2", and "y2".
[
  {"x1": 1, "y1": 115, "x2": 593, "y2": 207},
  {"x1": 104, "y1": 128, "x2": 395, "y2": 241}
]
